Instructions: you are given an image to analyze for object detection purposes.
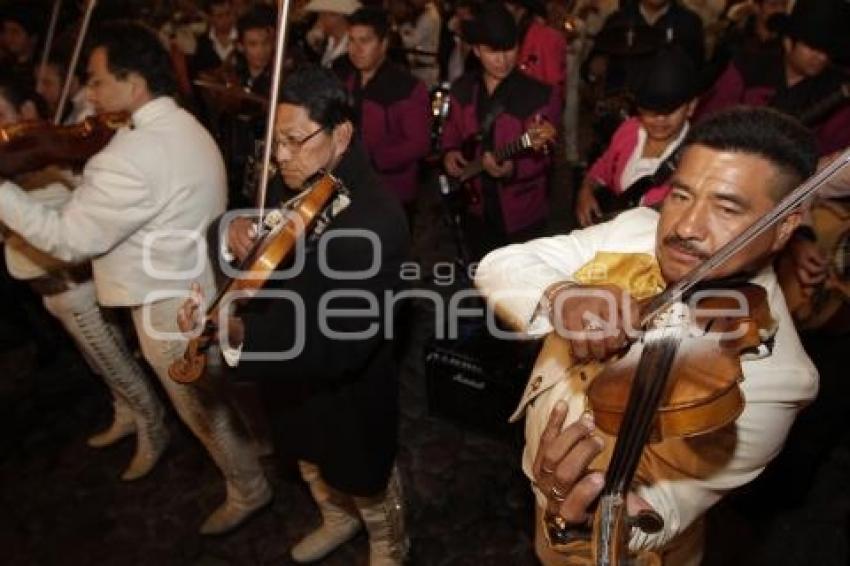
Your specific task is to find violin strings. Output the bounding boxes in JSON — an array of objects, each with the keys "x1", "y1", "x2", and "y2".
[{"x1": 604, "y1": 325, "x2": 684, "y2": 495}]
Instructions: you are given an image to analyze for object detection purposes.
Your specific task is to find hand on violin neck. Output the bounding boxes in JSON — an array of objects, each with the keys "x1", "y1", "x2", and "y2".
[
  {"x1": 227, "y1": 215, "x2": 259, "y2": 263},
  {"x1": 535, "y1": 402, "x2": 653, "y2": 529},
  {"x1": 177, "y1": 282, "x2": 205, "y2": 335},
  {"x1": 176, "y1": 282, "x2": 245, "y2": 349},
  {"x1": 545, "y1": 282, "x2": 639, "y2": 361}
]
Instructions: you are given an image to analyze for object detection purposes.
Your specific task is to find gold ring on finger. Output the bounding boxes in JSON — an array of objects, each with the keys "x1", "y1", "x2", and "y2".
[{"x1": 549, "y1": 484, "x2": 567, "y2": 502}]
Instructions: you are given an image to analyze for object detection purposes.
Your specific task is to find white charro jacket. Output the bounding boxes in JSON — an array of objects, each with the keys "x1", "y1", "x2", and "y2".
[
  {"x1": 475, "y1": 207, "x2": 818, "y2": 562},
  {"x1": 0, "y1": 97, "x2": 226, "y2": 306}
]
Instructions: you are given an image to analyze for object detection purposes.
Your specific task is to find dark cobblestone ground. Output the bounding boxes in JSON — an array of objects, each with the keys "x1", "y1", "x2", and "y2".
[{"x1": 2, "y1": 175, "x2": 850, "y2": 565}]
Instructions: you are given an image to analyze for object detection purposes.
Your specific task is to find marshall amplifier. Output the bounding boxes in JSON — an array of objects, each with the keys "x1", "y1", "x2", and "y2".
[{"x1": 424, "y1": 320, "x2": 540, "y2": 433}]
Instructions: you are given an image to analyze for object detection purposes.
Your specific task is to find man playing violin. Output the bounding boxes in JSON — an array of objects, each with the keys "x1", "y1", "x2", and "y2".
[
  {"x1": 475, "y1": 106, "x2": 820, "y2": 565},
  {"x1": 178, "y1": 65, "x2": 410, "y2": 565},
  {"x1": 0, "y1": 22, "x2": 270, "y2": 535}
]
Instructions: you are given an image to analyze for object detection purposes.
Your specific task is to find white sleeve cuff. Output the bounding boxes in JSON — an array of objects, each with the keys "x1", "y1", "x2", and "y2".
[{"x1": 221, "y1": 343, "x2": 243, "y2": 367}]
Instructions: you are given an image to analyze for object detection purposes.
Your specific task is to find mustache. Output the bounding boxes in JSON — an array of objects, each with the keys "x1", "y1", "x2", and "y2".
[{"x1": 662, "y1": 235, "x2": 711, "y2": 260}]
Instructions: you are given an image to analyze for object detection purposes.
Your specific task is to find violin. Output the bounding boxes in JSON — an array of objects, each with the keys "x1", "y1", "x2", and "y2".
[
  {"x1": 194, "y1": 64, "x2": 269, "y2": 116},
  {"x1": 587, "y1": 285, "x2": 769, "y2": 566},
  {"x1": 543, "y1": 148, "x2": 850, "y2": 565},
  {"x1": 168, "y1": 171, "x2": 347, "y2": 384},
  {"x1": 0, "y1": 112, "x2": 130, "y2": 177}
]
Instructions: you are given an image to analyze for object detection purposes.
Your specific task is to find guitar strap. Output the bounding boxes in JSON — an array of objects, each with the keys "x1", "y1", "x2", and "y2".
[
  {"x1": 474, "y1": 84, "x2": 506, "y2": 149},
  {"x1": 625, "y1": 151, "x2": 678, "y2": 209}
]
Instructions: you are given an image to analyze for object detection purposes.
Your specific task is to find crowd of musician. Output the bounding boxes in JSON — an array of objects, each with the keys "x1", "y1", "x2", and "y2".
[
  {"x1": 1, "y1": 0, "x2": 849, "y2": 564},
  {"x1": 2, "y1": 0, "x2": 848, "y2": 249}
]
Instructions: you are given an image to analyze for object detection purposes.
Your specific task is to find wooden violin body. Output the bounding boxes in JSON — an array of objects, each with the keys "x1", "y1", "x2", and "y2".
[
  {"x1": 0, "y1": 112, "x2": 129, "y2": 177},
  {"x1": 541, "y1": 284, "x2": 772, "y2": 565},
  {"x1": 169, "y1": 172, "x2": 345, "y2": 384},
  {"x1": 586, "y1": 284, "x2": 771, "y2": 566}
]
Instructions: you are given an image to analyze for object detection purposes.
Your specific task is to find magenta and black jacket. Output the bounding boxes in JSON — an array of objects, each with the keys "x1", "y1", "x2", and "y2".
[
  {"x1": 334, "y1": 59, "x2": 432, "y2": 205},
  {"x1": 698, "y1": 48, "x2": 850, "y2": 156},
  {"x1": 441, "y1": 69, "x2": 560, "y2": 235}
]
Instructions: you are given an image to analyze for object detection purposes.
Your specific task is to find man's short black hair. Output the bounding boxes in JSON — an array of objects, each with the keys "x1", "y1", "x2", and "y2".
[
  {"x1": 237, "y1": 5, "x2": 275, "y2": 39},
  {"x1": 347, "y1": 7, "x2": 390, "y2": 41},
  {"x1": 89, "y1": 22, "x2": 177, "y2": 98},
  {"x1": 279, "y1": 64, "x2": 353, "y2": 130},
  {"x1": 682, "y1": 106, "x2": 818, "y2": 199}
]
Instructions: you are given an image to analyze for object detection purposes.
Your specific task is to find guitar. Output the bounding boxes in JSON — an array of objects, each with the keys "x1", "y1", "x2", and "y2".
[
  {"x1": 442, "y1": 119, "x2": 557, "y2": 205},
  {"x1": 797, "y1": 82, "x2": 850, "y2": 128},
  {"x1": 592, "y1": 157, "x2": 676, "y2": 222},
  {"x1": 776, "y1": 200, "x2": 850, "y2": 334}
]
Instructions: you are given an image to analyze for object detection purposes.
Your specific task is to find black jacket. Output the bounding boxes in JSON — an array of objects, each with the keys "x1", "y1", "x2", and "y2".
[{"x1": 217, "y1": 142, "x2": 410, "y2": 496}]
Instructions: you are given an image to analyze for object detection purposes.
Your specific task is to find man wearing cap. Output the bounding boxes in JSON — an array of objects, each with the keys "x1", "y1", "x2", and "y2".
[
  {"x1": 502, "y1": 0, "x2": 567, "y2": 103},
  {"x1": 575, "y1": 48, "x2": 698, "y2": 227},
  {"x1": 304, "y1": 0, "x2": 362, "y2": 68},
  {"x1": 333, "y1": 7, "x2": 431, "y2": 219},
  {"x1": 441, "y1": 2, "x2": 560, "y2": 260},
  {"x1": 698, "y1": 0, "x2": 850, "y2": 156}
]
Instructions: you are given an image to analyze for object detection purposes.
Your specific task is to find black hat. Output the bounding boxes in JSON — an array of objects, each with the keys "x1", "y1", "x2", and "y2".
[
  {"x1": 462, "y1": 2, "x2": 518, "y2": 51},
  {"x1": 771, "y1": 0, "x2": 842, "y2": 57},
  {"x1": 631, "y1": 47, "x2": 697, "y2": 114}
]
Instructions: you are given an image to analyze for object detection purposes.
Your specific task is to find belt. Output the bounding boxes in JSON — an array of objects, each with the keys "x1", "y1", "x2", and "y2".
[{"x1": 28, "y1": 264, "x2": 93, "y2": 296}]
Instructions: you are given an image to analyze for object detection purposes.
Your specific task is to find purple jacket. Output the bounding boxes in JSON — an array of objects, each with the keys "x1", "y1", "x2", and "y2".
[
  {"x1": 441, "y1": 70, "x2": 560, "y2": 234},
  {"x1": 698, "y1": 49, "x2": 850, "y2": 156},
  {"x1": 587, "y1": 117, "x2": 673, "y2": 207},
  {"x1": 335, "y1": 60, "x2": 432, "y2": 204}
]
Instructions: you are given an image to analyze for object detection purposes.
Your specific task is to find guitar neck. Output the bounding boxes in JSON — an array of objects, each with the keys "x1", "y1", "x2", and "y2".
[
  {"x1": 459, "y1": 133, "x2": 529, "y2": 182},
  {"x1": 798, "y1": 84, "x2": 850, "y2": 127}
]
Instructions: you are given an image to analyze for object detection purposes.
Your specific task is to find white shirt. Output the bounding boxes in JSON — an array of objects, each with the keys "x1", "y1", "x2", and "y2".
[
  {"x1": 4, "y1": 178, "x2": 73, "y2": 280},
  {"x1": 209, "y1": 26, "x2": 238, "y2": 62},
  {"x1": 321, "y1": 34, "x2": 350, "y2": 68},
  {"x1": 619, "y1": 122, "x2": 689, "y2": 192},
  {"x1": 0, "y1": 97, "x2": 226, "y2": 306},
  {"x1": 474, "y1": 208, "x2": 818, "y2": 559}
]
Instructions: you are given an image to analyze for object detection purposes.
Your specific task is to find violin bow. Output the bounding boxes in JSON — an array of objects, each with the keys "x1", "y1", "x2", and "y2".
[
  {"x1": 54, "y1": 0, "x2": 98, "y2": 125},
  {"x1": 255, "y1": 0, "x2": 295, "y2": 223},
  {"x1": 641, "y1": 147, "x2": 850, "y2": 326},
  {"x1": 38, "y1": 0, "x2": 63, "y2": 87}
]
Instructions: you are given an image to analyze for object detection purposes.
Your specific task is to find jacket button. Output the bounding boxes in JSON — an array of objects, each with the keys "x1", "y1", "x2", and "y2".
[{"x1": 530, "y1": 375, "x2": 543, "y2": 392}]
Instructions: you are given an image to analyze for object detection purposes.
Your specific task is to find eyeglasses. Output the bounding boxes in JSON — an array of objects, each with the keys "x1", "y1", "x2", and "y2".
[{"x1": 274, "y1": 126, "x2": 325, "y2": 153}]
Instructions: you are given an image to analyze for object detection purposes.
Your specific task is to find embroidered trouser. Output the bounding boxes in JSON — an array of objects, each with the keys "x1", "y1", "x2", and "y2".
[
  {"x1": 42, "y1": 280, "x2": 165, "y2": 436},
  {"x1": 129, "y1": 296, "x2": 266, "y2": 499}
]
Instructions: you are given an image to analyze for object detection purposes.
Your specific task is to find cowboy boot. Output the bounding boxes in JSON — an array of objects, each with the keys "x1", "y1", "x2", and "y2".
[
  {"x1": 291, "y1": 460, "x2": 363, "y2": 563},
  {"x1": 196, "y1": 398, "x2": 273, "y2": 535},
  {"x1": 54, "y1": 289, "x2": 168, "y2": 480},
  {"x1": 121, "y1": 419, "x2": 170, "y2": 481},
  {"x1": 199, "y1": 472, "x2": 273, "y2": 535},
  {"x1": 87, "y1": 395, "x2": 136, "y2": 447},
  {"x1": 353, "y1": 465, "x2": 409, "y2": 566}
]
